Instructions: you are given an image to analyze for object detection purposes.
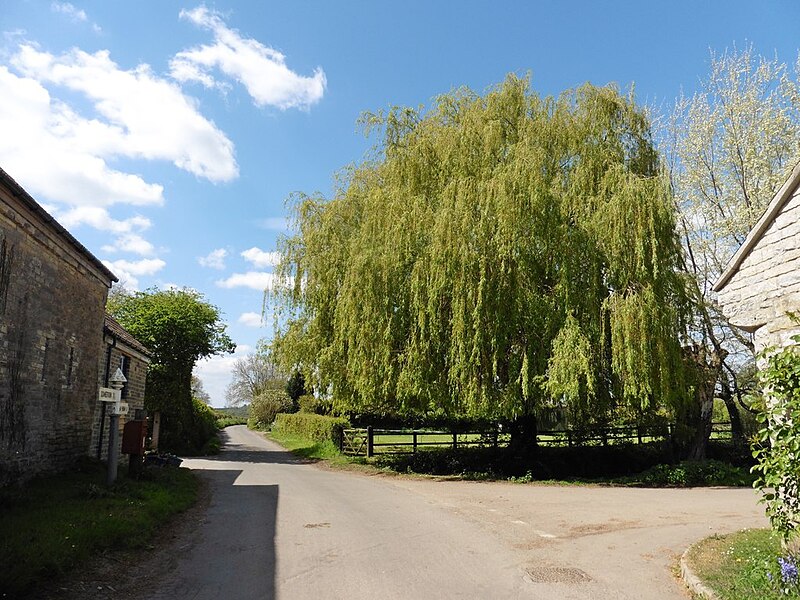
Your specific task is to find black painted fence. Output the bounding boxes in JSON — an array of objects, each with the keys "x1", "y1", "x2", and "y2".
[{"x1": 340, "y1": 422, "x2": 733, "y2": 457}]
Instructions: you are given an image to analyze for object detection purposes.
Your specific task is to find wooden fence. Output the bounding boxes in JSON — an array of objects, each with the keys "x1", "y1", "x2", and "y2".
[{"x1": 340, "y1": 422, "x2": 733, "y2": 457}]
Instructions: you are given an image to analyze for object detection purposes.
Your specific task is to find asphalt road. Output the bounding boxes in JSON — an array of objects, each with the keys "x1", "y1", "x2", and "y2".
[{"x1": 146, "y1": 425, "x2": 767, "y2": 600}]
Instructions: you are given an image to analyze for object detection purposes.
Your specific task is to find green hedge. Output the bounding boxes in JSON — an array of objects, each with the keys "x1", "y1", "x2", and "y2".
[{"x1": 273, "y1": 413, "x2": 350, "y2": 446}]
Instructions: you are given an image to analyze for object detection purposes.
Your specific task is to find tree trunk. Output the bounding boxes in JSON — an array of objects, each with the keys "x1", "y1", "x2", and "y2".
[
  {"x1": 508, "y1": 413, "x2": 538, "y2": 453},
  {"x1": 680, "y1": 344, "x2": 726, "y2": 461},
  {"x1": 719, "y1": 375, "x2": 746, "y2": 448}
]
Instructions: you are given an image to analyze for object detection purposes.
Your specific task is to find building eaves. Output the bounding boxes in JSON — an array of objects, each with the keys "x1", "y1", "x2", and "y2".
[
  {"x1": 0, "y1": 166, "x2": 118, "y2": 284},
  {"x1": 713, "y1": 160, "x2": 800, "y2": 293},
  {"x1": 104, "y1": 313, "x2": 153, "y2": 360}
]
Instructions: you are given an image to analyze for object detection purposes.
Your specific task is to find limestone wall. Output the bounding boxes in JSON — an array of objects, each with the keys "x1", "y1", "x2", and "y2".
[
  {"x1": 717, "y1": 188, "x2": 800, "y2": 355},
  {"x1": 0, "y1": 186, "x2": 112, "y2": 483}
]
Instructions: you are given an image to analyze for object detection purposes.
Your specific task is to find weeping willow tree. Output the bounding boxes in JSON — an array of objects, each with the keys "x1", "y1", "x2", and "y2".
[{"x1": 273, "y1": 75, "x2": 691, "y2": 443}]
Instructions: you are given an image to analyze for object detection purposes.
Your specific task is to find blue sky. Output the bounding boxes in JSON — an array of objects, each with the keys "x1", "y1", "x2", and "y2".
[{"x1": 2, "y1": 1, "x2": 798, "y2": 405}]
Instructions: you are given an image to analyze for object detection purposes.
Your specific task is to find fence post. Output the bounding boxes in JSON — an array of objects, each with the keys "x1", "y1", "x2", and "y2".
[
  {"x1": 493, "y1": 429, "x2": 499, "y2": 448},
  {"x1": 452, "y1": 431, "x2": 457, "y2": 450},
  {"x1": 413, "y1": 431, "x2": 418, "y2": 453},
  {"x1": 367, "y1": 426, "x2": 374, "y2": 458},
  {"x1": 637, "y1": 425, "x2": 642, "y2": 445}
]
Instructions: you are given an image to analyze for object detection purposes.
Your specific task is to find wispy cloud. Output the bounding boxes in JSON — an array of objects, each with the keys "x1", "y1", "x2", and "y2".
[
  {"x1": 216, "y1": 271, "x2": 281, "y2": 291},
  {"x1": 172, "y1": 6, "x2": 326, "y2": 110},
  {"x1": 238, "y1": 311, "x2": 264, "y2": 327},
  {"x1": 51, "y1": 2, "x2": 88, "y2": 23},
  {"x1": 198, "y1": 248, "x2": 228, "y2": 269},
  {"x1": 51, "y1": 2, "x2": 101, "y2": 33},
  {"x1": 241, "y1": 247, "x2": 280, "y2": 268},
  {"x1": 257, "y1": 217, "x2": 289, "y2": 231}
]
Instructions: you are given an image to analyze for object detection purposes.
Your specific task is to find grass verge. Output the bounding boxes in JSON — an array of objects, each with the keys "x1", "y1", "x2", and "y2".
[
  {"x1": 0, "y1": 458, "x2": 198, "y2": 598},
  {"x1": 685, "y1": 528, "x2": 785, "y2": 599},
  {"x1": 267, "y1": 429, "x2": 366, "y2": 468}
]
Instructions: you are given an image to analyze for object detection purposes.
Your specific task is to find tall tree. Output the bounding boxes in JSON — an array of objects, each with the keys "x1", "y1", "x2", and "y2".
[
  {"x1": 273, "y1": 76, "x2": 691, "y2": 445},
  {"x1": 662, "y1": 46, "x2": 800, "y2": 453},
  {"x1": 108, "y1": 287, "x2": 235, "y2": 453},
  {"x1": 225, "y1": 346, "x2": 285, "y2": 407}
]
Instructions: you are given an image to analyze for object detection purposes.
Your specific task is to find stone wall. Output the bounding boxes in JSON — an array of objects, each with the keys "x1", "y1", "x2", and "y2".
[
  {"x1": 90, "y1": 342, "x2": 148, "y2": 463},
  {"x1": 716, "y1": 187, "x2": 800, "y2": 355},
  {"x1": 0, "y1": 180, "x2": 113, "y2": 483}
]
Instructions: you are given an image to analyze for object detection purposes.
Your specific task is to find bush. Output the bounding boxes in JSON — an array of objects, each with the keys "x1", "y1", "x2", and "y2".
[
  {"x1": 632, "y1": 459, "x2": 754, "y2": 487},
  {"x1": 298, "y1": 394, "x2": 331, "y2": 415},
  {"x1": 249, "y1": 389, "x2": 292, "y2": 429},
  {"x1": 186, "y1": 398, "x2": 220, "y2": 455},
  {"x1": 273, "y1": 413, "x2": 350, "y2": 446},
  {"x1": 753, "y1": 335, "x2": 800, "y2": 544}
]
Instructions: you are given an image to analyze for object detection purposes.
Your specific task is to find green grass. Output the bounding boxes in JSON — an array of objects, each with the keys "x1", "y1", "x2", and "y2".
[
  {"x1": 268, "y1": 429, "x2": 354, "y2": 465},
  {"x1": 686, "y1": 529, "x2": 787, "y2": 599},
  {"x1": 0, "y1": 459, "x2": 198, "y2": 597}
]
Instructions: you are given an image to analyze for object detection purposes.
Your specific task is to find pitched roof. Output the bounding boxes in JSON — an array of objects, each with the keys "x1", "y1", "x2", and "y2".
[
  {"x1": 0, "y1": 166, "x2": 118, "y2": 284},
  {"x1": 713, "y1": 160, "x2": 800, "y2": 292},
  {"x1": 104, "y1": 313, "x2": 153, "y2": 359}
]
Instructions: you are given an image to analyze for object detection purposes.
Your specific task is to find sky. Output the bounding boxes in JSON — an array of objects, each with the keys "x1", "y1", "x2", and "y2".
[{"x1": 2, "y1": 1, "x2": 799, "y2": 406}]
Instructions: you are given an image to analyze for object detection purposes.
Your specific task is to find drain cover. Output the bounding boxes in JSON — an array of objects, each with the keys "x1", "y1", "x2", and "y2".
[{"x1": 524, "y1": 567, "x2": 592, "y2": 584}]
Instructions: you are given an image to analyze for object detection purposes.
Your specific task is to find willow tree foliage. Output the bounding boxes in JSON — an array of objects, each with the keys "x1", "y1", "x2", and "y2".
[
  {"x1": 662, "y1": 47, "x2": 800, "y2": 450},
  {"x1": 273, "y1": 76, "x2": 689, "y2": 430}
]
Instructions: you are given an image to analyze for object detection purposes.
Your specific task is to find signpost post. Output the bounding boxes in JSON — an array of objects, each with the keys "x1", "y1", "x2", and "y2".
[{"x1": 100, "y1": 368, "x2": 128, "y2": 486}]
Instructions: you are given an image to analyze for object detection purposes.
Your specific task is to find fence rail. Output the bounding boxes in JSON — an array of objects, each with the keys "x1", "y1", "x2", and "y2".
[{"x1": 340, "y1": 422, "x2": 733, "y2": 457}]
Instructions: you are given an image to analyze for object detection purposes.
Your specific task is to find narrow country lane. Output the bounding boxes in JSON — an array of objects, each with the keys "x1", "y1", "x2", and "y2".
[{"x1": 145, "y1": 425, "x2": 767, "y2": 600}]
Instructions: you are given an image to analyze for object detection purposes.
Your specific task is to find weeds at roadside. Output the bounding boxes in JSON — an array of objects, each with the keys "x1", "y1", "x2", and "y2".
[{"x1": 0, "y1": 459, "x2": 197, "y2": 597}]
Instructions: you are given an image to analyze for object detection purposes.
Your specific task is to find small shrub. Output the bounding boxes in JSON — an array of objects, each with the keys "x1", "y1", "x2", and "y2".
[
  {"x1": 273, "y1": 413, "x2": 350, "y2": 446},
  {"x1": 249, "y1": 389, "x2": 292, "y2": 429}
]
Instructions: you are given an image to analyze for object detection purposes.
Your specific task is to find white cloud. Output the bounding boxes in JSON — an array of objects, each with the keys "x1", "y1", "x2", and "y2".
[
  {"x1": 198, "y1": 248, "x2": 228, "y2": 269},
  {"x1": 194, "y1": 344, "x2": 253, "y2": 407},
  {"x1": 10, "y1": 44, "x2": 238, "y2": 184},
  {"x1": 57, "y1": 206, "x2": 151, "y2": 233},
  {"x1": 216, "y1": 271, "x2": 278, "y2": 291},
  {"x1": 257, "y1": 216, "x2": 289, "y2": 231},
  {"x1": 241, "y1": 247, "x2": 280, "y2": 268},
  {"x1": 0, "y1": 64, "x2": 165, "y2": 208},
  {"x1": 172, "y1": 6, "x2": 326, "y2": 110},
  {"x1": 238, "y1": 311, "x2": 264, "y2": 327},
  {"x1": 102, "y1": 257, "x2": 166, "y2": 290},
  {"x1": 101, "y1": 233, "x2": 155, "y2": 256}
]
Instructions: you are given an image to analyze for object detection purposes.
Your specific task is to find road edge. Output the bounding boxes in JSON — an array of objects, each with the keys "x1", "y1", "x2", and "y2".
[{"x1": 680, "y1": 545, "x2": 720, "y2": 600}]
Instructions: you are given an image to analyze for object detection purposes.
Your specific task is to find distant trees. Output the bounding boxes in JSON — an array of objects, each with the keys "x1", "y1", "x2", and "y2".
[
  {"x1": 272, "y1": 76, "x2": 691, "y2": 445},
  {"x1": 108, "y1": 287, "x2": 235, "y2": 453},
  {"x1": 225, "y1": 346, "x2": 285, "y2": 407},
  {"x1": 191, "y1": 375, "x2": 211, "y2": 404}
]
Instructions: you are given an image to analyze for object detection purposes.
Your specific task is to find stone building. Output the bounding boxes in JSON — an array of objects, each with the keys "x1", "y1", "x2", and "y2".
[
  {"x1": 714, "y1": 162, "x2": 800, "y2": 355},
  {"x1": 0, "y1": 167, "x2": 118, "y2": 483},
  {"x1": 90, "y1": 313, "x2": 152, "y2": 462}
]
